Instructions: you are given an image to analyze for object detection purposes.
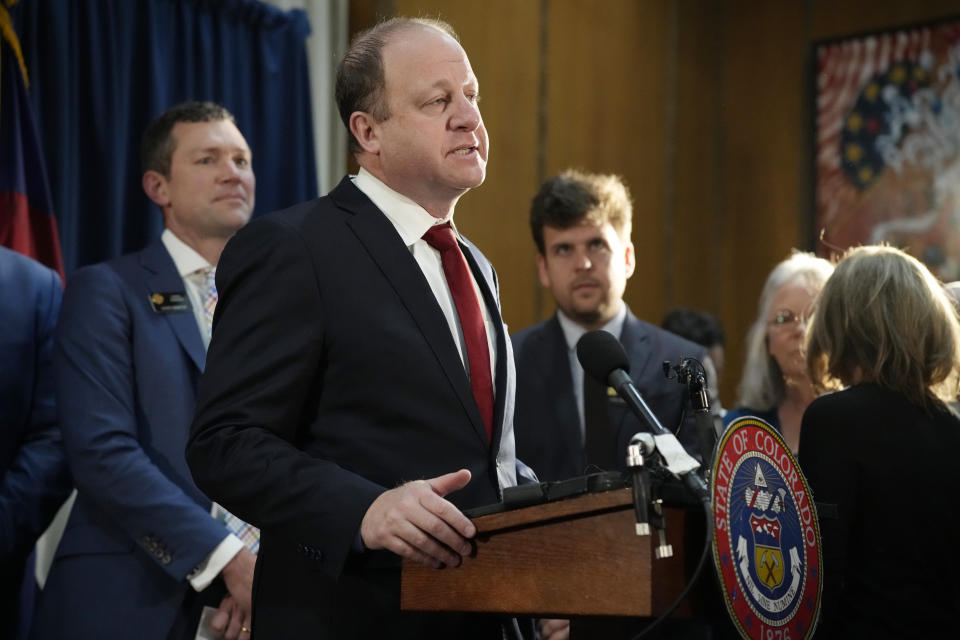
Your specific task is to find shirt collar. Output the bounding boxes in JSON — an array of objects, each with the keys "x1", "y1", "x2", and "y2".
[
  {"x1": 556, "y1": 302, "x2": 627, "y2": 352},
  {"x1": 160, "y1": 228, "x2": 212, "y2": 278},
  {"x1": 353, "y1": 167, "x2": 457, "y2": 247}
]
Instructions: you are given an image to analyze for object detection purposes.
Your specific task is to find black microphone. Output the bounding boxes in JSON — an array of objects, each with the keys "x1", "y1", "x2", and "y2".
[{"x1": 576, "y1": 330, "x2": 710, "y2": 503}]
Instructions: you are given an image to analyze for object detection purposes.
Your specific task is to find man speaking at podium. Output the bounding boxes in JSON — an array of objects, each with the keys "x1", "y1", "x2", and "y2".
[{"x1": 187, "y1": 17, "x2": 520, "y2": 639}]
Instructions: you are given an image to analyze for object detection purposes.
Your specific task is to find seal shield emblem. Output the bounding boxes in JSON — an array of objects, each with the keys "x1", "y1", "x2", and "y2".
[{"x1": 750, "y1": 514, "x2": 784, "y2": 590}]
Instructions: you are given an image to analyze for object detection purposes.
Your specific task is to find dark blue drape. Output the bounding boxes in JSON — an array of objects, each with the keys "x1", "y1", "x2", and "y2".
[{"x1": 14, "y1": 0, "x2": 317, "y2": 272}]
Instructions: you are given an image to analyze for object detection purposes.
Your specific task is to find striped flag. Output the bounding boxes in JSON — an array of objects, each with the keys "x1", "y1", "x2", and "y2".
[{"x1": 0, "y1": 2, "x2": 64, "y2": 281}]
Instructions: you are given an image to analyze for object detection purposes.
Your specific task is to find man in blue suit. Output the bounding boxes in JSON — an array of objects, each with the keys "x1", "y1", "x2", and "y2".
[
  {"x1": 32, "y1": 102, "x2": 257, "y2": 640},
  {"x1": 0, "y1": 246, "x2": 71, "y2": 640},
  {"x1": 513, "y1": 169, "x2": 710, "y2": 483}
]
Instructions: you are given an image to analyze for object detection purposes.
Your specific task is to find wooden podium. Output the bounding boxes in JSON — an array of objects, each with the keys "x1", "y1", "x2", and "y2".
[{"x1": 401, "y1": 487, "x2": 695, "y2": 618}]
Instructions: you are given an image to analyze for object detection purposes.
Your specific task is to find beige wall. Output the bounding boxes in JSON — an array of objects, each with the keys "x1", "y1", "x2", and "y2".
[{"x1": 350, "y1": 0, "x2": 960, "y2": 405}]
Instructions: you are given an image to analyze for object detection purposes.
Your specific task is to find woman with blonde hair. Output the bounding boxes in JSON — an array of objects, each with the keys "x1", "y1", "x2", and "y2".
[
  {"x1": 799, "y1": 245, "x2": 960, "y2": 637},
  {"x1": 723, "y1": 251, "x2": 834, "y2": 451}
]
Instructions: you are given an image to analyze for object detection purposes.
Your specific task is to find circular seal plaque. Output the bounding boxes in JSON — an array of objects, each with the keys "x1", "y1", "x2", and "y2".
[{"x1": 711, "y1": 417, "x2": 822, "y2": 639}]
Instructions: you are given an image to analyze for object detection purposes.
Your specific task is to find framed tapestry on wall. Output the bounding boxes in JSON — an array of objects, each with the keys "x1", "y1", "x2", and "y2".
[{"x1": 814, "y1": 18, "x2": 960, "y2": 279}]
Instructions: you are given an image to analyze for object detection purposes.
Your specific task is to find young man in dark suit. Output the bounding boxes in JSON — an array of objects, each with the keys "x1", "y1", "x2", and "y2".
[
  {"x1": 513, "y1": 169, "x2": 711, "y2": 482},
  {"x1": 513, "y1": 169, "x2": 715, "y2": 640},
  {"x1": 187, "y1": 18, "x2": 522, "y2": 639}
]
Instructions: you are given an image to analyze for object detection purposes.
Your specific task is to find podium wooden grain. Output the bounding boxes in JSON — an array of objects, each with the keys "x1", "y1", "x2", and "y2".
[{"x1": 401, "y1": 488, "x2": 691, "y2": 617}]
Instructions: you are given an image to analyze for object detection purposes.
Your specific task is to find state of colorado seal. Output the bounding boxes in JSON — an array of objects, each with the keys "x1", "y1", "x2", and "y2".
[{"x1": 711, "y1": 416, "x2": 822, "y2": 639}]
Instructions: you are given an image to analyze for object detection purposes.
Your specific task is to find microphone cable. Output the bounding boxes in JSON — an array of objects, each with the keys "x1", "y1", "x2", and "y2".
[{"x1": 629, "y1": 496, "x2": 713, "y2": 640}]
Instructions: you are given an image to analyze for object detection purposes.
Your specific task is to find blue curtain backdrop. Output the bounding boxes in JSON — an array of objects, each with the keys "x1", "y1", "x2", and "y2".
[{"x1": 13, "y1": 0, "x2": 318, "y2": 272}]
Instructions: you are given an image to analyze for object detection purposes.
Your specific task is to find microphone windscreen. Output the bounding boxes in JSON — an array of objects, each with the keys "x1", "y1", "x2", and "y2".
[{"x1": 576, "y1": 330, "x2": 631, "y2": 383}]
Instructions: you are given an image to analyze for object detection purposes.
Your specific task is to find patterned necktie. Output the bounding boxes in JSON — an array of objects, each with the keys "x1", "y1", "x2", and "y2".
[
  {"x1": 422, "y1": 223, "x2": 494, "y2": 441},
  {"x1": 200, "y1": 266, "x2": 217, "y2": 340},
  {"x1": 199, "y1": 267, "x2": 261, "y2": 552}
]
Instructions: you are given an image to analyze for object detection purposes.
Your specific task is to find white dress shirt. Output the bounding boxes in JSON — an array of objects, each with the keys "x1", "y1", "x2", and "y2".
[
  {"x1": 555, "y1": 303, "x2": 627, "y2": 442},
  {"x1": 160, "y1": 229, "x2": 244, "y2": 590},
  {"x1": 352, "y1": 169, "x2": 498, "y2": 386}
]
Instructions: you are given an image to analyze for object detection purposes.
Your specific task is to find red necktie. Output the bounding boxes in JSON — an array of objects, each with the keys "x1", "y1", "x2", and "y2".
[{"x1": 423, "y1": 223, "x2": 494, "y2": 441}]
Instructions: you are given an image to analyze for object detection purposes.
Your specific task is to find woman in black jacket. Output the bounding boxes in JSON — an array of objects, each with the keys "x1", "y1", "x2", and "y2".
[{"x1": 799, "y1": 245, "x2": 960, "y2": 638}]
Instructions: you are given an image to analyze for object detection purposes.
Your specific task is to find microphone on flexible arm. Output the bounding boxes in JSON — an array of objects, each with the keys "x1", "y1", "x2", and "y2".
[
  {"x1": 663, "y1": 357, "x2": 717, "y2": 473},
  {"x1": 576, "y1": 330, "x2": 710, "y2": 504}
]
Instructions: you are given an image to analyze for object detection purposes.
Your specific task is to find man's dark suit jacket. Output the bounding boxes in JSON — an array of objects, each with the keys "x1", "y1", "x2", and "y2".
[
  {"x1": 0, "y1": 246, "x2": 70, "y2": 638},
  {"x1": 187, "y1": 177, "x2": 517, "y2": 639},
  {"x1": 511, "y1": 308, "x2": 706, "y2": 482}
]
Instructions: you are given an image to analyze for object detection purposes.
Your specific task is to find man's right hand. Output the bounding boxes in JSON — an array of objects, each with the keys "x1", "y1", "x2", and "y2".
[{"x1": 360, "y1": 468, "x2": 475, "y2": 569}]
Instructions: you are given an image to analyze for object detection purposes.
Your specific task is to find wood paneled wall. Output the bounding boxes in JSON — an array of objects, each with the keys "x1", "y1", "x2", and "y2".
[{"x1": 349, "y1": 0, "x2": 960, "y2": 405}]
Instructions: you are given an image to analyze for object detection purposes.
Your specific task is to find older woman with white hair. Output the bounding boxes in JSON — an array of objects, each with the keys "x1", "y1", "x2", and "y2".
[{"x1": 722, "y1": 251, "x2": 834, "y2": 451}]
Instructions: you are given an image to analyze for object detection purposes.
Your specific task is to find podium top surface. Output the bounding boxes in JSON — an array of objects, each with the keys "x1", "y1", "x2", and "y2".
[{"x1": 473, "y1": 487, "x2": 633, "y2": 535}]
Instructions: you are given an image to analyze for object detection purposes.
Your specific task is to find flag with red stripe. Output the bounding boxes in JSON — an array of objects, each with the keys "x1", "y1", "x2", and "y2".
[{"x1": 0, "y1": 2, "x2": 64, "y2": 281}]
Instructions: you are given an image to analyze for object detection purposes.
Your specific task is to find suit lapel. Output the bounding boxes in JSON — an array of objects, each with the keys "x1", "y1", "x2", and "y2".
[
  {"x1": 539, "y1": 316, "x2": 585, "y2": 469},
  {"x1": 333, "y1": 179, "x2": 489, "y2": 446},
  {"x1": 140, "y1": 241, "x2": 206, "y2": 372},
  {"x1": 620, "y1": 308, "x2": 653, "y2": 388}
]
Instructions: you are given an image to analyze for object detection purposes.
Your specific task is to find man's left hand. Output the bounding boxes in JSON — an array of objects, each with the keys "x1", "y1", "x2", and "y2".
[
  {"x1": 214, "y1": 546, "x2": 256, "y2": 638},
  {"x1": 539, "y1": 618, "x2": 570, "y2": 640},
  {"x1": 210, "y1": 594, "x2": 251, "y2": 640}
]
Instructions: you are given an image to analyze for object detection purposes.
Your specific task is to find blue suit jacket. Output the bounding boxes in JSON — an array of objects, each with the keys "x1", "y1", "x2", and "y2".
[
  {"x1": 512, "y1": 308, "x2": 707, "y2": 482},
  {"x1": 0, "y1": 246, "x2": 70, "y2": 634},
  {"x1": 32, "y1": 240, "x2": 229, "y2": 640}
]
